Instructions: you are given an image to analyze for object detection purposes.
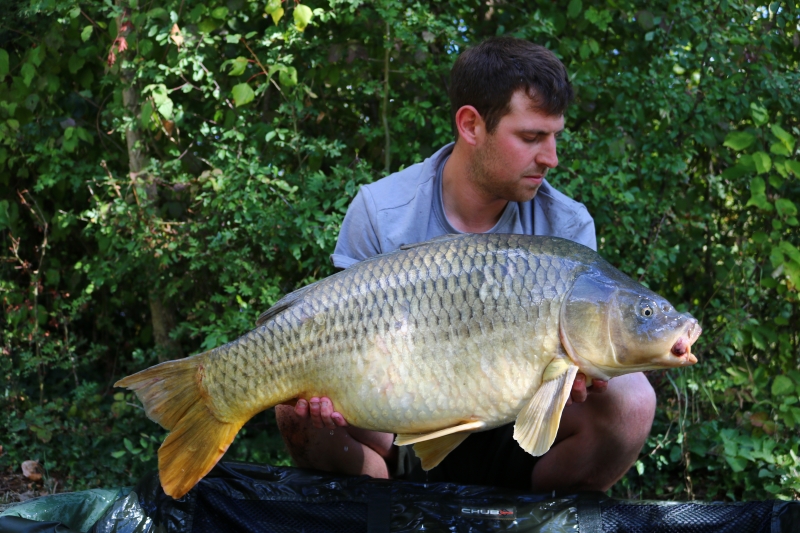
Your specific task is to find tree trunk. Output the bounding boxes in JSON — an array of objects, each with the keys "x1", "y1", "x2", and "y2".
[{"x1": 118, "y1": 6, "x2": 183, "y2": 362}]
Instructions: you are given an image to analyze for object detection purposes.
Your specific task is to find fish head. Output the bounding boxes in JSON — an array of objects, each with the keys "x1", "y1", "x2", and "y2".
[{"x1": 559, "y1": 271, "x2": 701, "y2": 380}]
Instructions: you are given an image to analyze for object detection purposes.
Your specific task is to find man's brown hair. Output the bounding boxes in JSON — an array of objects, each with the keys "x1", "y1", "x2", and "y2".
[{"x1": 449, "y1": 37, "x2": 573, "y2": 135}]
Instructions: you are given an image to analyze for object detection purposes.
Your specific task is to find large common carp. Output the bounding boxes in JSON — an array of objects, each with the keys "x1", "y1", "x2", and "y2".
[{"x1": 117, "y1": 234, "x2": 701, "y2": 498}]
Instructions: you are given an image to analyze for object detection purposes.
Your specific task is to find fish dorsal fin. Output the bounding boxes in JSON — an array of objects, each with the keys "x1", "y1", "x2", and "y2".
[
  {"x1": 255, "y1": 281, "x2": 320, "y2": 326},
  {"x1": 513, "y1": 358, "x2": 578, "y2": 456},
  {"x1": 399, "y1": 234, "x2": 464, "y2": 251},
  {"x1": 413, "y1": 433, "x2": 472, "y2": 470},
  {"x1": 394, "y1": 420, "x2": 486, "y2": 446}
]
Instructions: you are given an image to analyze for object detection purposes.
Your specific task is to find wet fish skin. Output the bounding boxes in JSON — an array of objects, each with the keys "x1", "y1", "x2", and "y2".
[{"x1": 116, "y1": 234, "x2": 700, "y2": 498}]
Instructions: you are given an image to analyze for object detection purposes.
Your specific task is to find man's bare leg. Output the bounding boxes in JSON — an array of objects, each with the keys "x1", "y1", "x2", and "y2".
[
  {"x1": 530, "y1": 372, "x2": 656, "y2": 492},
  {"x1": 275, "y1": 398, "x2": 395, "y2": 478}
]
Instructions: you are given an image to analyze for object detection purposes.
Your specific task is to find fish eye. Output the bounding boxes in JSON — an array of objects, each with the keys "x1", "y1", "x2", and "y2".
[{"x1": 641, "y1": 304, "x2": 654, "y2": 318}]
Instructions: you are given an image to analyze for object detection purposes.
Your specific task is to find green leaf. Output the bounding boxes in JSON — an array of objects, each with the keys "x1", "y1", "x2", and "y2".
[
  {"x1": 771, "y1": 124, "x2": 795, "y2": 152},
  {"x1": 228, "y1": 57, "x2": 248, "y2": 76},
  {"x1": 270, "y1": 7, "x2": 285, "y2": 24},
  {"x1": 725, "y1": 456, "x2": 748, "y2": 472},
  {"x1": 140, "y1": 100, "x2": 153, "y2": 128},
  {"x1": 785, "y1": 160, "x2": 800, "y2": 177},
  {"x1": 81, "y1": 25, "x2": 93, "y2": 42},
  {"x1": 723, "y1": 131, "x2": 755, "y2": 151},
  {"x1": 149, "y1": 84, "x2": 174, "y2": 119},
  {"x1": 111, "y1": 450, "x2": 126, "y2": 459},
  {"x1": 750, "y1": 102, "x2": 769, "y2": 126},
  {"x1": 29, "y1": 45, "x2": 45, "y2": 67},
  {"x1": 567, "y1": 0, "x2": 582, "y2": 18},
  {"x1": 294, "y1": 4, "x2": 313, "y2": 31},
  {"x1": 211, "y1": 6, "x2": 229, "y2": 19},
  {"x1": 779, "y1": 241, "x2": 800, "y2": 265},
  {"x1": 265, "y1": 0, "x2": 282, "y2": 14},
  {"x1": 746, "y1": 177, "x2": 771, "y2": 211},
  {"x1": 770, "y1": 142, "x2": 790, "y2": 156},
  {"x1": 20, "y1": 62, "x2": 35, "y2": 87},
  {"x1": 636, "y1": 10, "x2": 655, "y2": 30},
  {"x1": 775, "y1": 199, "x2": 797, "y2": 218},
  {"x1": 0, "y1": 49, "x2": 8, "y2": 79},
  {"x1": 279, "y1": 66, "x2": 297, "y2": 87},
  {"x1": 752, "y1": 152, "x2": 772, "y2": 174},
  {"x1": 68, "y1": 54, "x2": 85, "y2": 74},
  {"x1": 147, "y1": 7, "x2": 168, "y2": 19},
  {"x1": 772, "y1": 376, "x2": 795, "y2": 396},
  {"x1": 232, "y1": 82, "x2": 255, "y2": 106}
]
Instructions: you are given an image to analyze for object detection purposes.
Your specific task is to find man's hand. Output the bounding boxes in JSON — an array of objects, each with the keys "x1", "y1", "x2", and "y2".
[
  {"x1": 293, "y1": 397, "x2": 349, "y2": 429},
  {"x1": 568, "y1": 373, "x2": 608, "y2": 405}
]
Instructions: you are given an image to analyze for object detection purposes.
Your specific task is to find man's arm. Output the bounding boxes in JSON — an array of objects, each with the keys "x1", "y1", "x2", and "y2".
[{"x1": 330, "y1": 187, "x2": 382, "y2": 269}]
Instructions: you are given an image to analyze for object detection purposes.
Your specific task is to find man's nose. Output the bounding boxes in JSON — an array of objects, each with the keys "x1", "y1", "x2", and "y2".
[{"x1": 535, "y1": 135, "x2": 559, "y2": 169}]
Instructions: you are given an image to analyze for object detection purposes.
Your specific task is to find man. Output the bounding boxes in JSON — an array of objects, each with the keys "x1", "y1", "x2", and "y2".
[{"x1": 276, "y1": 37, "x2": 656, "y2": 493}]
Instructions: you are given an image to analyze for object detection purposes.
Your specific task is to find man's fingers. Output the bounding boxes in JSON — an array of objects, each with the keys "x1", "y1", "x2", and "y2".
[
  {"x1": 308, "y1": 397, "x2": 323, "y2": 428},
  {"x1": 320, "y1": 398, "x2": 336, "y2": 430},
  {"x1": 588, "y1": 379, "x2": 609, "y2": 393},
  {"x1": 294, "y1": 399, "x2": 309, "y2": 417},
  {"x1": 331, "y1": 413, "x2": 349, "y2": 427},
  {"x1": 294, "y1": 396, "x2": 350, "y2": 428},
  {"x1": 571, "y1": 373, "x2": 588, "y2": 404}
]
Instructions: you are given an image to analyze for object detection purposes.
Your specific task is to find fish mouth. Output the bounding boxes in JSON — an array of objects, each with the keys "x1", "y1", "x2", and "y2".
[{"x1": 670, "y1": 319, "x2": 702, "y2": 365}]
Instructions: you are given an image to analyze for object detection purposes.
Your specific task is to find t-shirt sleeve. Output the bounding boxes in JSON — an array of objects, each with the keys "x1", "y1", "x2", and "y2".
[
  {"x1": 331, "y1": 187, "x2": 381, "y2": 269},
  {"x1": 573, "y1": 208, "x2": 597, "y2": 251}
]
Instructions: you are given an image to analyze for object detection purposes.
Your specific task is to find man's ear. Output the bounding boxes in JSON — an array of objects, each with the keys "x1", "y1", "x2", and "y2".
[{"x1": 454, "y1": 105, "x2": 484, "y2": 146}]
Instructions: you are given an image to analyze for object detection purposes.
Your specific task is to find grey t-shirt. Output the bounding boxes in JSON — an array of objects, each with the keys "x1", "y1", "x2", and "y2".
[{"x1": 332, "y1": 143, "x2": 596, "y2": 269}]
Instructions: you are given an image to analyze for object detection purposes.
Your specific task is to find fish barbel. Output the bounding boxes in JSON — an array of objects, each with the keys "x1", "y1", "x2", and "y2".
[{"x1": 116, "y1": 234, "x2": 701, "y2": 498}]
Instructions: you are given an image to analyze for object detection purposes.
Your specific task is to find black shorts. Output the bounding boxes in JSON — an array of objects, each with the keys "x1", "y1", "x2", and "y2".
[{"x1": 395, "y1": 423, "x2": 539, "y2": 490}]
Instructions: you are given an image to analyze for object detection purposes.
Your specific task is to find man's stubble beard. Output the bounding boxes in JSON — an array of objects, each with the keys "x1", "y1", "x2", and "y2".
[{"x1": 469, "y1": 136, "x2": 545, "y2": 204}]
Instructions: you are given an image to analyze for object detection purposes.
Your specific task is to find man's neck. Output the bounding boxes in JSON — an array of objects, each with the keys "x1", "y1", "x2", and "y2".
[{"x1": 441, "y1": 143, "x2": 509, "y2": 233}]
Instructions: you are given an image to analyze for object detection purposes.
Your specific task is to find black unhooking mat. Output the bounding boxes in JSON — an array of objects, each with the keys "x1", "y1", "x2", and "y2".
[{"x1": 1, "y1": 462, "x2": 798, "y2": 532}]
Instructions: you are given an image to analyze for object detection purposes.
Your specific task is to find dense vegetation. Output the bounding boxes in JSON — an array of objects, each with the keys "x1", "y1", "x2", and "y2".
[{"x1": 1, "y1": 0, "x2": 798, "y2": 501}]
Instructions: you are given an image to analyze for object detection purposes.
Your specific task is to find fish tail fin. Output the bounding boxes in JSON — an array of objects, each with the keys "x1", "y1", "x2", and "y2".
[{"x1": 115, "y1": 355, "x2": 246, "y2": 499}]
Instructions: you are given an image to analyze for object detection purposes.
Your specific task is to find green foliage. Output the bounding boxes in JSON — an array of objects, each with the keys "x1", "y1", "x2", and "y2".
[{"x1": 0, "y1": 0, "x2": 798, "y2": 500}]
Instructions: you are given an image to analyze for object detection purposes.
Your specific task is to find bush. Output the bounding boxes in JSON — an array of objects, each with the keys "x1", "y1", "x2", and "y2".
[{"x1": 1, "y1": 0, "x2": 798, "y2": 499}]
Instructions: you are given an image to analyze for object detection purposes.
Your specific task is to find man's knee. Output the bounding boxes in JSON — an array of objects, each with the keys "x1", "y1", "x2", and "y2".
[{"x1": 610, "y1": 372, "x2": 656, "y2": 448}]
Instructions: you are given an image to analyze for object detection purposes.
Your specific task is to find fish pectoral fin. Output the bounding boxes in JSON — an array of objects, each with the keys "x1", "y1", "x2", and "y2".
[
  {"x1": 513, "y1": 359, "x2": 579, "y2": 457},
  {"x1": 412, "y1": 432, "x2": 472, "y2": 471},
  {"x1": 394, "y1": 420, "x2": 486, "y2": 446}
]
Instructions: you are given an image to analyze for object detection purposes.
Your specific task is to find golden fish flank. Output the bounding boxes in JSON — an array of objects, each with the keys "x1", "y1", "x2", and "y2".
[{"x1": 116, "y1": 234, "x2": 701, "y2": 499}]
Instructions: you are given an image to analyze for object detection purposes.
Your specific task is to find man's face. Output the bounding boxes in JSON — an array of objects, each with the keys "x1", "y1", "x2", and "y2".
[{"x1": 469, "y1": 91, "x2": 564, "y2": 203}]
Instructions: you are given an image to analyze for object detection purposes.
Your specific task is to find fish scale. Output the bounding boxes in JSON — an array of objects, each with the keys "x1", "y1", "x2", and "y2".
[{"x1": 117, "y1": 233, "x2": 701, "y2": 499}]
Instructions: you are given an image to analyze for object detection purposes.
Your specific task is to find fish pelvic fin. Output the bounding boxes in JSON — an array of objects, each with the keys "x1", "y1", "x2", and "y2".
[
  {"x1": 413, "y1": 433, "x2": 471, "y2": 471},
  {"x1": 115, "y1": 354, "x2": 245, "y2": 499},
  {"x1": 394, "y1": 420, "x2": 486, "y2": 446},
  {"x1": 395, "y1": 421, "x2": 486, "y2": 471},
  {"x1": 513, "y1": 358, "x2": 578, "y2": 457}
]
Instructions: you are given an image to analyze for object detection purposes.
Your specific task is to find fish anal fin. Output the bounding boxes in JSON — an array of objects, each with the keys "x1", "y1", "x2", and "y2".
[
  {"x1": 394, "y1": 420, "x2": 486, "y2": 446},
  {"x1": 413, "y1": 432, "x2": 472, "y2": 471},
  {"x1": 513, "y1": 360, "x2": 578, "y2": 457}
]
